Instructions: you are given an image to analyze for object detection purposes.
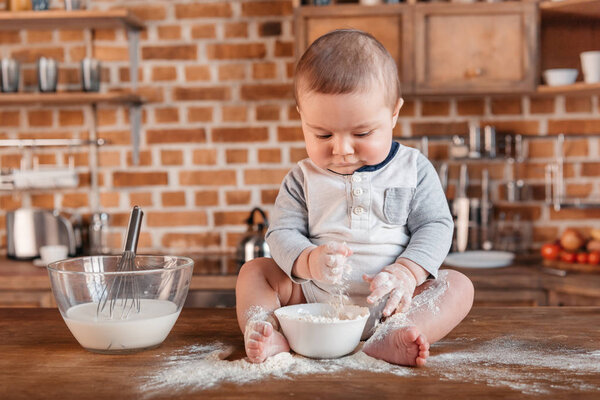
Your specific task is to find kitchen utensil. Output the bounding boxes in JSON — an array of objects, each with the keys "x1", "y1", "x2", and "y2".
[
  {"x1": 275, "y1": 303, "x2": 369, "y2": 359},
  {"x1": 580, "y1": 51, "x2": 600, "y2": 83},
  {"x1": 6, "y1": 167, "x2": 79, "y2": 189},
  {"x1": 64, "y1": 0, "x2": 83, "y2": 10},
  {"x1": 236, "y1": 207, "x2": 271, "y2": 267},
  {"x1": 480, "y1": 169, "x2": 493, "y2": 250},
  {"x1": 483, "y1": 125, "x2": 496, "y2": 158},
  {"x1": 37, "y1": 57, "x2": 58, "y2": 92},
  {"x1": 468, "y1": 123, "x2": 481, "y2": 158},
  {"x1": 47, "y1": 255, "x2": 193, "y2": 353},
  {"x1": 468, "y1": 198, "x2": 481, "y2": 250},
  {"x1": 6, "y1": 208, "x2": 76, "y2": 260},
  {"x1": 31, "y1": 0, "x2": 49, "y2": 10},
  {"x1": 0, "y1": 58, "x2": 19, "y2": 93},
  {"x1": 543, "y1": 68, "x2": 578, "y2": 86},
  {"x1": 97, "y1": 205, "x2": 144, "y2": 319},
  {"x1": 450, "y1": 135, "x2": 469, "y2": 159},
  {"x1": 453, "y1": 164, "x2": 470, "y2": 252},
  {"x1": 81, "y1": 57, "x2": 101, "y2": 92},
  {"x1": 438, "y1": 162, "x2": 448, "y2": 196},
  {"x1": 420, "y1": 136, "x2": 428, "y2": 158}
]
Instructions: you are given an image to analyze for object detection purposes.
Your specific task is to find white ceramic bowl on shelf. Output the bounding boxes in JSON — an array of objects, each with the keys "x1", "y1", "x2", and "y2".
[
  {"x1": 543, "y1": 68, "x2": 578, "y2": 86},
  {"x1": 274, "y1": 303, "x2": 369, "y2": 359}
]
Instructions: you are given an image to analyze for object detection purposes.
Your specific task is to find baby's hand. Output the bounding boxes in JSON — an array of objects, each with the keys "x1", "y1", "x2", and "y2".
[
  {"x1": 308, "y1": 242, "x2": 352, "y2": 285},
  {"x1": 363, "y1": 264, "x2": 417, "y2": 317}
]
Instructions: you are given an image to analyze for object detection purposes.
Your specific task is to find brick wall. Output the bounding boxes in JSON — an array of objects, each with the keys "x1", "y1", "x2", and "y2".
[{"x1": 0, "y1": 0, "x2": 598, "y2": 255}]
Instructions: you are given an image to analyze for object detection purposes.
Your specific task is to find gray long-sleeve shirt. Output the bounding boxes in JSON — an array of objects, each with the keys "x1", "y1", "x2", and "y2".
[{"x1": 266, "y1": 143, "x2": 453, "y2": 304}]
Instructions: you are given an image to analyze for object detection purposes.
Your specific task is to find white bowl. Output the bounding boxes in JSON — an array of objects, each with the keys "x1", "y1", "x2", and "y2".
[
  {"x1": 274, "y1": 303, "x2": 369, "y2": 359},
  {"x1": 543, "y1": 68, "x2": 578, "y2": 86}
]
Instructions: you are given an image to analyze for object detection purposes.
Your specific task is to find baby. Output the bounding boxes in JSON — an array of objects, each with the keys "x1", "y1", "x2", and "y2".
[{"x1": 236, "y1": 29, "x2": 474, "y2": 367}]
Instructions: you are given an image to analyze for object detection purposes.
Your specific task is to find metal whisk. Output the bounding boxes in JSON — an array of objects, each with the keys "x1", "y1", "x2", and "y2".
[{"x1": 97, "y1": 205, "x2": 144, "y2": 319}]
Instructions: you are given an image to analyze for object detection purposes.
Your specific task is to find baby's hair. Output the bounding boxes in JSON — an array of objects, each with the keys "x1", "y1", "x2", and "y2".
[{"x1": 294, "y1": 29, "x2": 401, "y2": 110}]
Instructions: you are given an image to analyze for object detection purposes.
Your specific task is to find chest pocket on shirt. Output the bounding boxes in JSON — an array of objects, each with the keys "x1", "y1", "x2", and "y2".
[{"x1": 383, "y1": 187, "x2": 415, "y2": 225}]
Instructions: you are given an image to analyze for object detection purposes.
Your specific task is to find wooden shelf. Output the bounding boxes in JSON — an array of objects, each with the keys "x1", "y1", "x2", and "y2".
[
  {"x1": 536, "y1": 81, "x2": 600, "y2": 95},
  {"x1": 0, "y1": 92, "x2": 144, "y2": 106},
  {"x1": 0, "y1": 9, "x2": 144, "y2": 31},
  {"x1": 540, "y1": 0, "x2": 600, "y2": 19}
]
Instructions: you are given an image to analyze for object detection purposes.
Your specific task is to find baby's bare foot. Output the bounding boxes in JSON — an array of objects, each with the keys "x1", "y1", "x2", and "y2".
[
  {"x1": 363, "y1": 326, "x2": 429, "y2": 367},
  {"x1": 244, "y1": 320, "x2": 290, "y2": 363}
]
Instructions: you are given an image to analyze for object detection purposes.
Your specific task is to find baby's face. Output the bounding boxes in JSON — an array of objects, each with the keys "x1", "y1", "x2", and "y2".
[{"x1": 297, "y1": 84, "x2": 402, "y2": 175}]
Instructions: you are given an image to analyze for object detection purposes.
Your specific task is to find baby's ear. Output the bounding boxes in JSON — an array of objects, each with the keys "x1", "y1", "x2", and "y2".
[
  {"x1": 393, "y1": 98, "x2": 404, "y2": 117},
  {"x1": 392, "y1": 98, "x2": 404, "y2": 126}
]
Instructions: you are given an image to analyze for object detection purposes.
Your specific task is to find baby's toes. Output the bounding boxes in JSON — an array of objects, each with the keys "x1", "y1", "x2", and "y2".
[
  {"x1": 246, "y1": 339, "x2": 262, "y2": 351},
  {"x1": 247, "y1": 331, "x2": 266, "y2": 342}
]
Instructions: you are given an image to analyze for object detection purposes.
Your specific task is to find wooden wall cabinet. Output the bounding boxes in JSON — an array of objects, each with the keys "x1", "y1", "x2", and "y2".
[
  {"x1": 414, "y1": 2, "x2": 538, "y2": 95},
  {"x1": 295, "y1": 4, "x2": 415, "y2": 94},
  {"x1": 296, "y1": 2, "x2": 538, "y2": 96}
]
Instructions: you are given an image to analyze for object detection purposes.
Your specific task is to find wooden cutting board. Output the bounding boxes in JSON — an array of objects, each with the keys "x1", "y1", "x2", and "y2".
[{"x1": 542, "y1": 258, "x2": 600, "y2": 273}]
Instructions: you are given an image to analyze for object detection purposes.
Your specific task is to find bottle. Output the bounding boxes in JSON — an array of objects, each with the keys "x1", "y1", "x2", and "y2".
[{"x1": 89, "y1": 212, "x2": 110, "y2": 255}]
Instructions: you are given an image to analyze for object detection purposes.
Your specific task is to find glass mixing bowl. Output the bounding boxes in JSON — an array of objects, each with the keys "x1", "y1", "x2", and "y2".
[{"x1": 47, "y1": 255, "x2": 194, "y2": 354}]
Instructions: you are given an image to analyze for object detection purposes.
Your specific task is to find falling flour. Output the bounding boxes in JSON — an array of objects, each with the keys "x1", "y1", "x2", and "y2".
[{"x1": 366, "y1": 270, "x2": 449, "y2": 345}]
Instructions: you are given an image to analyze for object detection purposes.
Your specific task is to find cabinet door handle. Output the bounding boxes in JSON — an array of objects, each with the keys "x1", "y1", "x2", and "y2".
[{"x1": 464, "y1": 67, "x2": 484, "y2": 79}]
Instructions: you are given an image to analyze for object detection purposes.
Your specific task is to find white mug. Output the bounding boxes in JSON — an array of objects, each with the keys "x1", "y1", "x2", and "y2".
[
  {"x1": 580, "y1": 51, "x2": 600, "y2": 83},
  {"x1": 40, "y1": 245, "x2": 69, "y2": 265}
]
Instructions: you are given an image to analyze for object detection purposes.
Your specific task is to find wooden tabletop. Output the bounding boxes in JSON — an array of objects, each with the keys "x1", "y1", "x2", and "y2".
[{"x1": 0, "y1": 307, "x2": 599, "y2": 399}]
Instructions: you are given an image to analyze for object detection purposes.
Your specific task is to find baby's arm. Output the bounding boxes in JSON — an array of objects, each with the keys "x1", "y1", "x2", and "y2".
[
  {"x1": 266, "y1": 166, "x2": 351, "y2": 285},
  {"x1": 364, "y1": 154, "x2": 452, "y2": 316},
  {"x1": 398, "y1": 153, "x2": 454, "y2": 279}
]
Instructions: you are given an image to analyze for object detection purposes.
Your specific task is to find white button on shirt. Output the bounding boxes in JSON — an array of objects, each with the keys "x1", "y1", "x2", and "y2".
[
  {"x1": 352, "y1": 175, "x2": 362, "y2": 183},
  {"x1": 353, "y1": 188, "x2": 363, "y2": 196},
  {"x1": 353, "y1": 206, "x2": 365, "y2": 215}
]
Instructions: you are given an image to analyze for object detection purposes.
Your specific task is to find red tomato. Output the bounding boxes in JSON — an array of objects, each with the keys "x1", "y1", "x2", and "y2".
[
  {"x1": 561, "y1": 252, "x2": 577, "y2": 263},
  {"x1": 576, "y1": 252, "x2": 589, "y2": 264},
  {"x1": 588, "y1": 252, "x2": 600, "y2": 265},
  {"x1": 541, "y1": 243, "x2": 561, "y2": 260}
]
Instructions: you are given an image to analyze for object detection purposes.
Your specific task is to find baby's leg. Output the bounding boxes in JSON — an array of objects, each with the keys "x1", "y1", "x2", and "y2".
[
  {"x1": 363, "y1": 269, "x2": 474, "y2": 367},
  {"x1": 236, "y1": 257, "x2": 306, "y2": 363}
]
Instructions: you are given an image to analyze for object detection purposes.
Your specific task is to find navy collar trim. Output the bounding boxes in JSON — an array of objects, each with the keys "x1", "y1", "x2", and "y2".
[{"x1": 355, "y1": 141, "x2": 399, "y2": 173}]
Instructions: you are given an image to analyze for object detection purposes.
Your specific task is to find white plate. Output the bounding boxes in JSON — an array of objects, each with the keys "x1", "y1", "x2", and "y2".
[{"x1": 444, "y1": 251, "x2": 515, "y2": 269}]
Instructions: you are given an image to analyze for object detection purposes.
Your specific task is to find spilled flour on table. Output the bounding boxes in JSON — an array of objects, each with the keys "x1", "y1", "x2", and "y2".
[
  {"x1": 428, "y1": 337, "x2": 600, "y2": 395},
  {"x1": 140, "y1": 342, "x2": 410, "y2": 395},
  {"x1": 140, "y1": 337, "x2": 600, "y2": 396}
]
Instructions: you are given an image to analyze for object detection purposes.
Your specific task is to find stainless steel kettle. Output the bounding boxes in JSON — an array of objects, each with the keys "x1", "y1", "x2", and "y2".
[
  {"x1": 236, "y1": 207, "x2": 270, "y2": 268},
  {"x1": 6, "y1": 208, "x2": 76, "y2": 260}
]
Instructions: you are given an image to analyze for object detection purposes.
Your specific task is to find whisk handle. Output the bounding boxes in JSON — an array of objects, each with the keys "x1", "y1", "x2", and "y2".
[{"x1": 124, "y1": 205, "x2": 144, "y2": 253}]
